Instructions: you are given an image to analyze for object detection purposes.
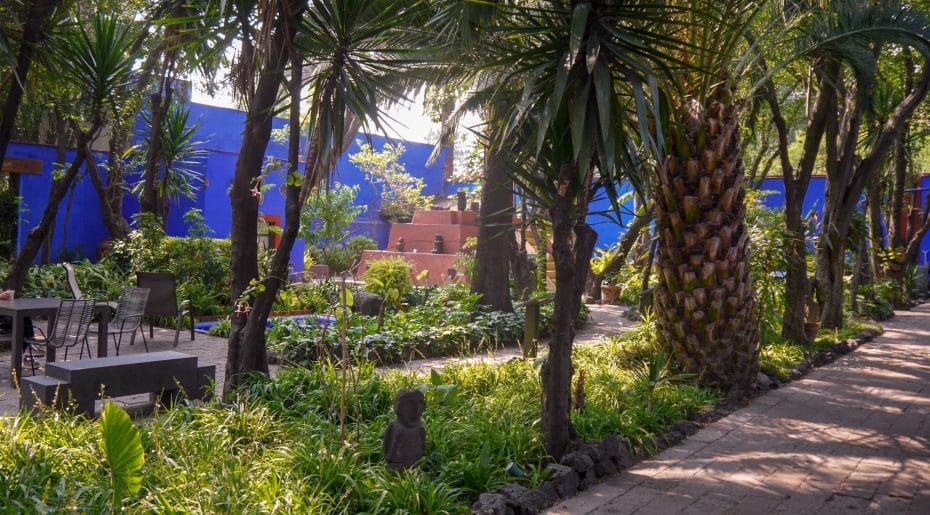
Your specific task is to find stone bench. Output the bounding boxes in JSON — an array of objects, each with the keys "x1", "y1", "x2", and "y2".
[{"x1": 20, "y1": 351, "x2": 214, "y2": 417}]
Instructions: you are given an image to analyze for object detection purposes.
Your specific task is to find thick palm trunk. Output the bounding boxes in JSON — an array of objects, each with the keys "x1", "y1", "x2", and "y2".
[
  {"x1": 472, "y1": 144, "x2": 514, "y2": 312},
  {"x1": 541, "y1": 163, "x2": 597, "y2": 460},
  {"x1": 0, "y1": 0, "x2": 59, "y2": 166},
  {"x1": 653, "y1": 94, "x2": 759, "y2": 390}
]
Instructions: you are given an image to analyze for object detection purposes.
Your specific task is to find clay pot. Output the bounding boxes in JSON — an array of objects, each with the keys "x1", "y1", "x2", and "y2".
[{"x1": 601, "y1": 284, "x2": 622, "y2": 305}]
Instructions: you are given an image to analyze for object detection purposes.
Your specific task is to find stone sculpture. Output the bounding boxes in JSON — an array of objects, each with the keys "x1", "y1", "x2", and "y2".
[{"x1": 383, "y1": 389, "x2": 426, "y2": 470}]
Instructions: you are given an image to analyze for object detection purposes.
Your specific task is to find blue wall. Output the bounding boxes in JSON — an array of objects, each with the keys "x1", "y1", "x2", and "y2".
[
  {"x1": 588, "y1": 175, "x2": 930, "y2": 266},
  {"x1": 9, "y1": 102, "x2": 450, "y2": 268}
]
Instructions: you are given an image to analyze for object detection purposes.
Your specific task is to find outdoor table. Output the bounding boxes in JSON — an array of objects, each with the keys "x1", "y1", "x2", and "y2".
[{"x1": 0, "y1": 298, "x2": 111, "y2": 387}]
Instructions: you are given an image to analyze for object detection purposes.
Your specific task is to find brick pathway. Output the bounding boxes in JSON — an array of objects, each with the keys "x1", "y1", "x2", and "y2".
[{"x1": 548, "y1": 304, "x2": 930, "y2": 514}]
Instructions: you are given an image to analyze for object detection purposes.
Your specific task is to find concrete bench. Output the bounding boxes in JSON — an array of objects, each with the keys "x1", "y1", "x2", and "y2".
[{"x1": 20, "y1": 351, "x2": 214, "y2": 417}]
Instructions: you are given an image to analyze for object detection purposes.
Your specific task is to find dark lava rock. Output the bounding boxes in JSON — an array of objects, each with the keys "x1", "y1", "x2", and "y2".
[
  {"x1": 496, "y1": 483, "x2": 538, "y2": 515},
  {"x1": 546, "y1": 464, "x2": 579, "y2": 498},
  {"x1": 670, "y1": 420, "x2": 701, "y2": 437},
  {"x1": 351, "y1": 291, "x2": 383, "y2": 316},
  {"x1": 473, "y1": 493, "x2": 513, "y2": 515},
  {"x1": 560, "y1": 451, "x2": 594, "y2": 475}
]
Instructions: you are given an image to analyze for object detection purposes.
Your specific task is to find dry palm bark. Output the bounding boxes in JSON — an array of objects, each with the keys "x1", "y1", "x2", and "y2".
[{"x1": 653, "y1": 90, "x2": 759, "y2": 389}]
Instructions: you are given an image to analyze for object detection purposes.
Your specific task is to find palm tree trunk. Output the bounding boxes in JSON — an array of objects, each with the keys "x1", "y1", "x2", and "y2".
[{"x1": 653, "y1": 92, "x2": 759, "y2": 390}]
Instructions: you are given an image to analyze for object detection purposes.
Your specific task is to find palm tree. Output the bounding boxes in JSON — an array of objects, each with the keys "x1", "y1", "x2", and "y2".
[
  {"x1": 132, "y1": 101, "x2": 207, "y2": 227},
  {"x1": 461, "y1": 0, "x2": 678, "y2": 459},
  {"x1": 649, "y1": 2, "x2": 769, "y2": 390},
  {"x1": 224, "y1": 0, "x2": 428, "y2": 393},
  {"x1": 4, "y1": 13, "x2": 137, "y2": 292}
]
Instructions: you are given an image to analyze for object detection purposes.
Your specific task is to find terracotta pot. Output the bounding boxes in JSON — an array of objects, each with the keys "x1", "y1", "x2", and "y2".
[{"x1": 601, "y1": 284, "x2": 622, "y2": 305}]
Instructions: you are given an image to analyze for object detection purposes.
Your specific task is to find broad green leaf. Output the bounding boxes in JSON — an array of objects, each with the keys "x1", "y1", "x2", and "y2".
[{"x1": 100, "y1": 401, "x2": 145, "y2": 505}]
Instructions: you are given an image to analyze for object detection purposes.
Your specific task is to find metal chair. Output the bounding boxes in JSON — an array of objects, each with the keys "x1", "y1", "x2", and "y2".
[
  {"x1": 25, "y1": 299, "x2": 96, "y2": 374},
  {"x1": 136, "y1": 272, "x2": 194, "y2": 348},
  {"x1": 62, "y1": 262, "x2": 83, "y2": 299},
  {"x1": 89, "y1": 287, "x2": 150, "y2": 356}
]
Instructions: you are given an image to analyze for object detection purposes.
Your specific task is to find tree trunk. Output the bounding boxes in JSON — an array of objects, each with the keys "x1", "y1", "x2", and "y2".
[
  {"x1": 584, "y1": 207, "x2": 650, "y2": 300},
  {"x1": 4, "y1": 133, "x2": 92, "y2": 292},
  {"x1": 762, "y1": 59, "x2": 835, "y2": 344},
  {"x1": 0, "y1": 0, "x2": 59, "y2": 166},
  {"x1": 868, "y1": 178, "x2": 885, "y2": 280},
  {"x1": 223, "y1": 15, "x2": 290, "y2": 395},
  {"x1": 653, "y1": 91, "x2": 759, "y2": 390},
  {"x1": 140, "y1": 87, "x2": 170, "y2": 216},
  {"x1": 540, "y1": 162, "x2": 597, "y2": 460},
  {"x1": 86, "y1": 149, "x2": 131, "y2": 239},
  {"x1": 816, "y1": 60, "x2": 930, "y2": 328},
  {"x1": 472, "y1": 115, "x2": 514, "y2": 312}
]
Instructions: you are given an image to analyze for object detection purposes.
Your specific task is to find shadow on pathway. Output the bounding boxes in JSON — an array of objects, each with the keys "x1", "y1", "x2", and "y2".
[{"x1": 547, "y1": 304, "x2": 930, "y2": 515}]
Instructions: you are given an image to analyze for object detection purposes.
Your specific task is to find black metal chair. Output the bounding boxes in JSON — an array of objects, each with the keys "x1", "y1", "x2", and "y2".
[
  {"x1": 25, "y1": 299, "x2": 96, "y2": 374},
  {"x1": 89, "y1": 287, "x2": 150, "y2": 355},
  {"x1": 137, "y1": 272, "x2": 194, "y2": 348}
]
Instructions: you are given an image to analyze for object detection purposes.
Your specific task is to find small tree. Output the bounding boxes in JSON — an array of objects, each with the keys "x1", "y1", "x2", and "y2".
[
  {"x1": 300, "y1": 183, "x2": 366, "y2": 270},
  {"x1": 349, "y1": 141, "x2": 432, "y2": 222}
]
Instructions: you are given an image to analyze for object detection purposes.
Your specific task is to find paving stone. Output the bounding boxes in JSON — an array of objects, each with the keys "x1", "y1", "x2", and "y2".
[{"x1": 544, "y1": 305, "x2": 930, "y2": 514}]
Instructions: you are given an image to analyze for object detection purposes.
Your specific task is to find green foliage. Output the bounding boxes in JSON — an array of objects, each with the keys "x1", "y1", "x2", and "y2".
[
  {"x1": 307, "y1": 236, "x2": 378, "y2": 276},
  {"x1": 100, "y1": 402, "x2": 144, "y2": 509},
  {"x1": 364, "y1": 257, "x2": 413, "y2": 308},
  {"x1": 349, "y1": 142, "x2": 432, "y2": 223},
  {"x1": 131, "y1": 101, "x2": 206, "y2": 216},
  {"x1": 1, "y1": 318, "x2": 716, "y2": 513},
  {"x1": 745, "y1": 191, "x2": 788, "y2": 344},
  {"x1": 758, "y1": 319, "x2": 882, "y2": 377},
  {"x1": 110, "y1": 211, "x2": 231, "y2": 314},
  {"x1": 13, "y1": 258, "x2": 131, "y2": 301},
  {"x1": 301, "y1": 184, "x2": 368, "y2": 274},
  {"x1": 207, "y1": 318, "x2": 231, "y2": 338},
  {"x1": 271, "y1": 285, "x2": 526, "y2": 366}
]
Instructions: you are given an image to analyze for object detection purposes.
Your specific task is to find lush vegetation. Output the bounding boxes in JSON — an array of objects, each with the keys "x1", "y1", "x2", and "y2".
[{"x1": 1, "y1": 329, "x2": 713, "y2": 513}]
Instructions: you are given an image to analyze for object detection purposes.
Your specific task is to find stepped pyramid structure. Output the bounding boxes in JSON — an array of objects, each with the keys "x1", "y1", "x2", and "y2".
[{"x1": 358, "y1": 210, "x2": 479, "y2": 286}]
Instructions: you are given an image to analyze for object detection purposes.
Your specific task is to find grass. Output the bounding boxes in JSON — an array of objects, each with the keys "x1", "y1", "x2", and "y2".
[
  {"x1": 759, "y1": 319, "x2": 883, "y2": 378},
  {"x1": 0, "y1": 333, "x2": 716, "y2": 513}
]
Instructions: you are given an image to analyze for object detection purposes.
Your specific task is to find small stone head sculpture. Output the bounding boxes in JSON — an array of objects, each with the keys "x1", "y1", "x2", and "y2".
[{"x1": 383, "y1": 389, "x2": 426, "y2": 470}]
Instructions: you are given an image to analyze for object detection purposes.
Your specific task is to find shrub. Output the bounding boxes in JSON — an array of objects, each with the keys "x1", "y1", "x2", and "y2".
[{"x1": 364, "y1": 257, "x2": 413, "y2": 307}]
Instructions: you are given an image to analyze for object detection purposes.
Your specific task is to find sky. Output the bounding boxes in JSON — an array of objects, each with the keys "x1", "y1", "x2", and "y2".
[{"x1": 191, "y1": 83, "x2": 450, "y2": 145}]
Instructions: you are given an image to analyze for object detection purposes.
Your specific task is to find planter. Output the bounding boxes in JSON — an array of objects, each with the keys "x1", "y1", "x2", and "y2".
[{"x1": 601, "y1": 284, "x2": 622, "y2": 305}]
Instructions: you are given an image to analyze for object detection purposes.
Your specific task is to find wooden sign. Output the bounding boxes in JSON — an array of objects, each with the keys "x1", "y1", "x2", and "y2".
[{"x1": 1, "y1": 158, "x2": 42, "y2": 175}]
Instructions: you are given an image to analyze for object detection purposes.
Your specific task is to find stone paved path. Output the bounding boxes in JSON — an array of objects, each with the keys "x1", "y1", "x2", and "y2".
[
  {"x1": 547, "y1": 304, "x2": 930, "y2": 515},
  {"x1": 386, "y1": 303, "x2": 631, "y2": 374},
  {"x1": 0, "y1": 303, "x2": 630, "y2": 415},
  {"x1": 0, "y1": 327, "x2": 235, "y2": 416}
]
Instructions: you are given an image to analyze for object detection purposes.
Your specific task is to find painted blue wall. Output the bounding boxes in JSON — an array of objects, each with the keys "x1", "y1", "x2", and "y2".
[
  {"x1": 588, "y1": 175, "x2": 930, "y2": 266},
  {"x1": 9, "y1": 101, "x2": 450, "y2": 268}
]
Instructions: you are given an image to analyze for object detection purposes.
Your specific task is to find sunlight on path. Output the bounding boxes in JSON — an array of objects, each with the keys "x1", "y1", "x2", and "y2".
[{"x1": 547, "y1": 304, "x2": 930, "y2": 515}]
